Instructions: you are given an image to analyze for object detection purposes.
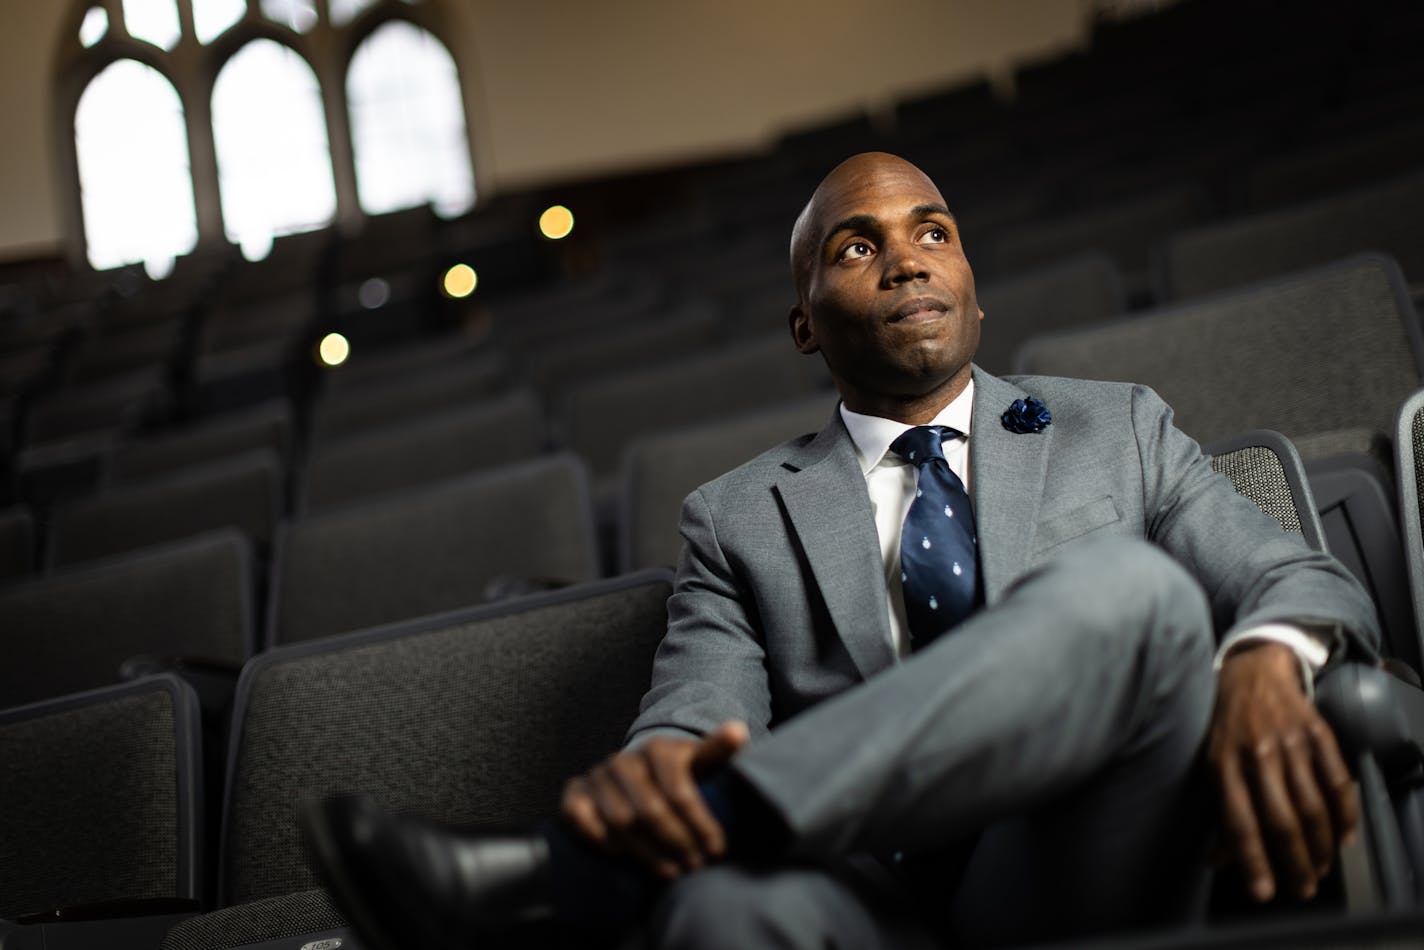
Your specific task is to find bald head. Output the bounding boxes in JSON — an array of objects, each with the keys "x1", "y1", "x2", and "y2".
[{"x1": 790, "y1": 152, "x2": 949, "y2": 299}]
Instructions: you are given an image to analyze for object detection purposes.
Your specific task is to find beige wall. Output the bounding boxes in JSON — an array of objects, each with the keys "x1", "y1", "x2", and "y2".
[{"x1": 0, "y1": 0, "x2": 1089, "y2": 262}]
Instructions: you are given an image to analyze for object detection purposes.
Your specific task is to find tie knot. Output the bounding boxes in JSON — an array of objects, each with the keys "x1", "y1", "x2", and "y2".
[{"x1": 891, "y1": 425, "x2": 959, "y2": 465}]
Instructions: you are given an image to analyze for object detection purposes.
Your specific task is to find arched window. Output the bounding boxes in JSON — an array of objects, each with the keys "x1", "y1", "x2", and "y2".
[
  {"x1": 74, "y1": 59, "x2": 198, "y2": 276},
  {"x1": 211, "y1": 39, "x2": 337, "y2": 260},
  {"x1": 63, "y1": 0, "x2": 478, "y2": 272},
  {"x1": 347, "y1": 20, "x2": 474, "y2": 218}
]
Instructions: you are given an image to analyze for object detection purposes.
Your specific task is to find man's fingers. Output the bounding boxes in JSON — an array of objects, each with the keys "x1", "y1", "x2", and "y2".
[
  {"x1": 1308, "y1": 718, "x2": 1359, "y2": 848},
  {"x1": 1216, "y1": 758, "x2": 1276, "y2": 902},
  {"x1": 1280, "y1": 731, "x2": 1335, "y2": 875},
  {"x1": 692, "y1": 720, "x2": 749, "y2": 773},
  {"x1": 609, "y1": 753, "x2": 704, "y2": 870},
  {"x1": 560, "y1": 776, "x2": 608, "y2": 847},
  {"x1": 1245, "y1": 741, "x2": 1317, "y2": 899},
  {"x1": 648, "y1": 747, "x2": 725, "y2": 861}
]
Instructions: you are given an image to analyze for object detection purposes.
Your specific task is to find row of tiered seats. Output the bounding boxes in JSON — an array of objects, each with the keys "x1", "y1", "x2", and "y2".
[{"x1": 4, "y1": 0, "x2": 1424, "y2": 944}]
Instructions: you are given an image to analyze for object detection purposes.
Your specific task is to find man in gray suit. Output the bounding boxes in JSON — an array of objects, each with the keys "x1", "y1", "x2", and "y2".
[{"x1": 308, "y1": 152, "x2": 1380, "y2": 948}]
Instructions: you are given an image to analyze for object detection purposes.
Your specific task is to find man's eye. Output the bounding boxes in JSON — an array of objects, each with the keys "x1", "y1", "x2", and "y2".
[
  {"x1": 923, "y1": 227, "x2": 948, "y2": 243},
  {"x1": 840, "y1": 241, "x2": 872, "y2": 260}
]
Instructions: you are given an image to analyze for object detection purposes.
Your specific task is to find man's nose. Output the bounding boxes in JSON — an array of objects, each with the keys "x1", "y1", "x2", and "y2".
[{"x1": 883, "y1": 243, "x2": 929, "y2": 286}]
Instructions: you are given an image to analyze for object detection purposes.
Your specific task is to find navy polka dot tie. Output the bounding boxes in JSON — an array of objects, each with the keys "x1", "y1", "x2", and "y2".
[{"x1": 891, "y1": 425, "x2": 980, "y2": 649}]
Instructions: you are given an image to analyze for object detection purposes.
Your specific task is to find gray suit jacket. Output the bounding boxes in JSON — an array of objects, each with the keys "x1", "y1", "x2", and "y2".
[{"x1": 626, "y1": 367, "x2": 1381, "y2": 745}]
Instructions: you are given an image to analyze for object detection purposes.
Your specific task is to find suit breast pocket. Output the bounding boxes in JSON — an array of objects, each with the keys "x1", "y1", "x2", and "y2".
[{"x1": 1032, "y1": 496, "x2": 1123, "y2": 555}]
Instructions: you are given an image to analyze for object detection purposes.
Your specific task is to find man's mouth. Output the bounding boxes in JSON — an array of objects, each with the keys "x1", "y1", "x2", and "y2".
[{"x1": 888, "y1": 296, "x2": 950, "y2": 323}]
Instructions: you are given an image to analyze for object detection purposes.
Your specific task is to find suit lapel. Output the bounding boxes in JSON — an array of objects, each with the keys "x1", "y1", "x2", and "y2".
[
  {"x1": 970, "y1": 367, "x2": 1053, "y2": 604},
  {"x1": 774, "y1": 409, "x2": 897, "y2": 680}
]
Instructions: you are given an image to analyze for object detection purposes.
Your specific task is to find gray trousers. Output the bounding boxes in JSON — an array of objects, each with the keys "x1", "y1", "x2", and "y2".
[{"x1": 647, "y1": 539, "x2": 1217, "y2": 948}]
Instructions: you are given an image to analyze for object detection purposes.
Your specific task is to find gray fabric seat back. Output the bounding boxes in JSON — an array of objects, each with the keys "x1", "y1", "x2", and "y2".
[
  {"x1": 48, "y1": 449, "x2": 282, "y2": 567},
  {"x1": 560, "y1": 336, "x2": 829, "y2": 478},
  {"x1": 973, "y1": 253, "x2": 1126, "y2": 375},
  {"x1": 1203, "y1": 429, "x2": 1324, "y2": 550},
  {"x1": 1395, "y1": 389, "x2": 1424, "y2": 665},
  {"x1": 159, "y1": 888, "x2": 342, "y2": 950},
  {"x1": 988, "y1": 185, "x2": 1203, "y2": 288},
  {"x1": 0, "y1": 675, "x2": 203, "y2": 919},
  {"x1": 223, "y1": 571, "x2": 673, "y2": 904},
  {"x1": 1160, "y1": 170, "x2": 1424, "y2": 299},
  {"x1": 523, "y1": 303, "x2": 720, "y2": 398},
  {"x1": 111, "y1": 401, "x2": 293, "y2": 483},
  {"x1": 0, "y1": 530, "x2": 254, "y2": 706},
  {"x1": 24, "y1": 369, "x2": 169, "y2": 445},
  {"x1": 268, "y1": 453, "x2": 598, "y2": 646},
  {"x1": 619, "y1": 395, "x2": 836, "y2": 572},
  {"x1": 308, "y1": 353, "x2": 507, "y2": 444},
  {"x1": 1012, "y1": 254, "x2": 1424, "y2": 462},
  {"x1": 301, "y1": 389, "x2": 545, "y2": 514},
  {"x1": 0, "y1": 505, "x2": 34, "y2": 580}
]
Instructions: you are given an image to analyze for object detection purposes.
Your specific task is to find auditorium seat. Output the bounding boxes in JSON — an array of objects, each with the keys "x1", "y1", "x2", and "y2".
[
  {"x1": 267, "y1": 453, "x2": 598, "y2": 646},
  {"x1": 197, "y1": 292, "x2": 314, "y2": 358},
  {"x1": 110, "y1": 400, "x2": 293, "y2": 484},
  {"x1": 300, "y1": 388, "x2": 545, "y2": 514},
  {"x1": 65, "y1": 317, "x2": 183, "y2": 386},
  {"x1": 318, "y1": 331, "x2": 490, "y2": 396},
  {"x1": 0, "y1": 675, "x2": 203, "y2": 946},
  {"x1": 23, "y1": 368, "x2": 170, "y2": 445},
  {"x1": 0, "y1": 530, "x2": 254, "y2": 706},
  {"x1": 520, "y1": 301, "x2": 720, "y2": 398},
  {"x1": 1013, "y1": 254, "x2": 1423, "y2": 665},
  {"x1": 973, "y1": 253, "x2": 1126, "y2": 375},
  {"x1": 216, "y1": 571, "x2": 671, "y2": 912},
  {"x1": 1012, "y1": 254, "x2": 1423, "y2": 472},
  {"x1": 987, "y1": 184, "x2": 1204, "y2": 299},
  {"x1": 618, "y1": 395, "x2": 835, "y2": 572},
  {"x1": 1159, "y1": 170, "x2": 1424, "y2": 300},
  {"x1": 1395, "y1": 389, "x2": 1424, "y2": 663},
  {"x1": 47, "y1": 449, "x2": 282, "y2": 568},
  {"x1": 0, "y1": 504, "x2": 33, "y2": 580},
  {"x1": 307, "y1": 351, "x2": 507, "y2": 445},
  {"x1": 557, "y1": 335, "x2": 830, "y2": 484},
  {"x1": 1245, "y1": 118, "x2": 1424, "y2": 211}
]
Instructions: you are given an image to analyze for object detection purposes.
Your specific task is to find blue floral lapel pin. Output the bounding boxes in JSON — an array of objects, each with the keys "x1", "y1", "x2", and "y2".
[{"x1": 1001, "y1": 396, "x2": 1051, "y2": 434}]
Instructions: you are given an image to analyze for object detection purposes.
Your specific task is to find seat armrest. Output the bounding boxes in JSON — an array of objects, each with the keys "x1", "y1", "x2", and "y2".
[{"x1": 1316, "y1": 662, "x2": 1424, "y2": 779}]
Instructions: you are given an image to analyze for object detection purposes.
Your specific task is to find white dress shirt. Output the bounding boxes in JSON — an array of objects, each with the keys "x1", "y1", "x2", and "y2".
[{"x1": 838, "y1": 381, "x2": 1330, "y2": 687}]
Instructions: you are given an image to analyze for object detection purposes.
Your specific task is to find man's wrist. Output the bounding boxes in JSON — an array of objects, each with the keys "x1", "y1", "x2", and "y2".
[{"x1": 1215, "y1": 624, "x2": 1331, "y2": 697}]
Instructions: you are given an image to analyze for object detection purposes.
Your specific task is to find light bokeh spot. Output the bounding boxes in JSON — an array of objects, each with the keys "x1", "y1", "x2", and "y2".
[
  {"x1": 319, "y1": 332, "x2": 351, "y2": 366},
  {"x1": 442, "y1": 263, "x2": 477, "y2": 298},
  {"x1": 539, "y1": 205, "x2": 575, "y2": 240},
  {"x1": 358, "y1": 277, "x2": 391, "y2": 309}
]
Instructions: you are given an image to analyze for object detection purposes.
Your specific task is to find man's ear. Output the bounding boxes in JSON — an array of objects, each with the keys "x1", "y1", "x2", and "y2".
[
  {"x1": 978, "y1": 307, "x2": 985, "y2": 322},
  {"x1": 790, "y1": 304, "x2": 819, "y2": 354}
]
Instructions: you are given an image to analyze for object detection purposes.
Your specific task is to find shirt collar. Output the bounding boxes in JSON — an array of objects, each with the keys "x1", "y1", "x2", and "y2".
[{"x1": 839, "y1": 379, "x2": 975, "y2": 477}]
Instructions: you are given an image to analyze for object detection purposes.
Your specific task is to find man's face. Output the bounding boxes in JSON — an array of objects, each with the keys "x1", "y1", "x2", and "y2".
[{"x1": 791, "y1": 153, "x2": 982, "y2": 415}]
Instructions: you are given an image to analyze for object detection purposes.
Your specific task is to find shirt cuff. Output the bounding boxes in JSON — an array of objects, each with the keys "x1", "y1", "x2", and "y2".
[{"x1": 1213, "y1": 623, "x2": 1332, "y2": 698}]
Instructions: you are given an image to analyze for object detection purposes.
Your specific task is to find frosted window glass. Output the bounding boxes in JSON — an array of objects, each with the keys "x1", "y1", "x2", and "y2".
[
  {"x1": 192, "y1": 0, "x2": 245, "y2": 43},
  {"x1": 79, "y1": 7, "x2": 109, "y2": 47},
  {"x1": 75, "y1": 60, "x2": 198, "y2": 272},
  {"x1": 212, "y1": 40, "x2": 336, "y2": 259},
  {"x1": 261, "y1": 0, "x2": 319, "y2": 33},
  {"x1": 327, "y1": 0, "x2": 378, "y2": 26},
  {"x1": 122, "y1": 0, "x2": 182, "y2": 50},
  {"x1": 347, "y1": 21, "x2": 474, "y2": 218}
]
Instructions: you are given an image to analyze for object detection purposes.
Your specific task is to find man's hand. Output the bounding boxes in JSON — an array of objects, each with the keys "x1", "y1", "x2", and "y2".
[
  {"x1": 1208, "y1": 642, "x2": 1358, "y2": 902},
  {"x1": 560, "y1": 720, "x2": 749, "y2": 880}
]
